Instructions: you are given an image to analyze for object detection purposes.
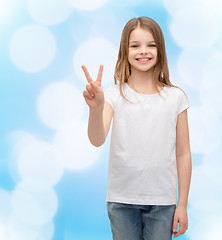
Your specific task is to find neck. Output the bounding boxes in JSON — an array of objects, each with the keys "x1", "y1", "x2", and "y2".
[{"x1": 128, "y1": 67, "x2": 155, "y2": 90}]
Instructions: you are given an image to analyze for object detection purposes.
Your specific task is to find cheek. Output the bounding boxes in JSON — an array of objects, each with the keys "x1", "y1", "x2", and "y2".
[
  {"x1": 128, "y1": 52, "x2": 134, "y2": 62},
  {"x1": 153, "y1": 57, "x2": 158, "y2": 65},
  {"x1": 152, "y1": 51, "x2": 158, "y2": 63},
  {"x1": 152, "y1": 49, "x2": 158, "y2": 56}
]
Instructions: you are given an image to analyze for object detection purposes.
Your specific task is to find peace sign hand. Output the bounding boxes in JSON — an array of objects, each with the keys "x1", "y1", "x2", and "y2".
[{"x1": 82, "y1": 65, "x2": 105, "y2": 110}]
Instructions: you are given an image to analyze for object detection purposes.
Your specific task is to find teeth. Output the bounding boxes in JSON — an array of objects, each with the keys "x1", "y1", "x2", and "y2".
[{"x1": 137, "y1": 58, "x2": 151, "y2": 61}]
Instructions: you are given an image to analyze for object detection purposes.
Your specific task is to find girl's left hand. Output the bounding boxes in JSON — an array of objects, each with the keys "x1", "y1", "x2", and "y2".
[{"x1": 172, "y1": 206, "x2": 188, "y2": 238}]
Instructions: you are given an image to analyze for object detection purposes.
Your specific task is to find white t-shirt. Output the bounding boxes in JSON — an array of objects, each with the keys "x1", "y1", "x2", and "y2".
[{"x1": 104, "y1": 82, "x2": 190, "y2": 205}]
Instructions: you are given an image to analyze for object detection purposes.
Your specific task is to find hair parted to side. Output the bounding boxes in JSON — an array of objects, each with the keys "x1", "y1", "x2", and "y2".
[{"x1": 114, "y1": 16, "x2": 183, "y2": 103}]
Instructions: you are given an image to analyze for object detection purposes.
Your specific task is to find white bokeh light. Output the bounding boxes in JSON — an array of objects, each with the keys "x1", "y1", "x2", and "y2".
[
  {"x1": 0, "y1": 198, "x2": 54, "y2": 240},
  {"x1": 108, "y1": 0, "x2": 146, "y2": 7},
  {"x1": 189, "y1": 106, "x2": 222, "y2": 154},
  {"x1": 200, "y1": 51, "x2": 222, "y2": 115},
  {"x1": 11, "y1": 185, "x2": 58, "y2": 226},
  {"x1": 74, "y1": 38, "x2": 118, "y2": 85},
  {"x1": 177, "y1": 47, "x2": 218, "y2": 89},
  {"x1": 0, "y1": 189, "x2": 12, "y2": 223},
  {"x1": 202, "y1": 0, "x2": 222, "y2": 21},
  {"x1": 35, "y1": 221, "x2": 54, "y2": 240},
  {"x1": 187, "y1": 209, "x2": 222, "y2": 240},
  {"x1": 27, "y1": 0, "x2": 73, "y2": 26},
  {"x1": 204, "y1": 141, "x2": 222, "y2": 166},
  {"x1": 203, "y1": 51, "x2": 222, "y2": 92},
  {"x1": 188, "y1": 164, "x2": 222, "y2": 240},
  {"x1": 9, "y1": 24, "x2": 56, "y2": 72},
  {"x1": 8, "y1": 131, "x2": 37, "y2": 183},
  {"x1": 67, "y1": 0, "x2": 109, "y2": 11},
  {"x1": 189, "y1": 165, "x2": 222, "y2": 214},
  {"x1": 0, "y1": 223, "x2": 6, "y2": 239},
  {"x1": 169, "y1": 7, "x2": 219, "y2": 48},
  {"x1": 54, "y1": 122, "x2": 102, "y2": 170},
  {"x1": 202, "y1": 161, "x2": 222, "y2": 187},
  {"x1": 3, "y1": 217, "x2": 54, "y2": 240},
  {"x1": 0, "y1": 0, "x2": 14, "y2": 22},
  {"x1": 88, "y1": 9, "x2": 117, "y2": 41},
  {"x1": 163, "y1": 0, "x2": 208, "y2": 16},
  {"x1": 201, "y1": 217, "x2": 222, "y2": 240},
  {"x1": 17, "y1": 139, "x2": 64, "y2": 191},
  {"x1": 37, "y1": 81, "x2": 84, "y2": 130},
  {"x1": 5, "y1": 220, "x2": 40, "y2": 240}
]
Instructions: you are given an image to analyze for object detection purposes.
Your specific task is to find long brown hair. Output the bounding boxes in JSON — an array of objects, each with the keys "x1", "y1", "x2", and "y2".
[{"x1": 114, "y1": 16, "x2": 183, "y2": 103}]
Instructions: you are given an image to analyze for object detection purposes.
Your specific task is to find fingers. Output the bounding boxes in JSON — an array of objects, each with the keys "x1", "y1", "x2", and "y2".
[
  {"x1": 172, "y1": 217, "x2": 179, "y2": 238},
  {"x1": 83, "y1": 89, "x2": 93, "y2": 100},
  {"x1": 82, "y1": 65, "x2": 104, "y2": 84},
  {"x1": 86, "y1": 83, "x2": 95, "y2": 97},
  {"x1": 172, "y1": 220, "x2": 178, "y2": 235},
  {"x1": 81, "y1": 65, "x2": 93, "y2": 83},
  {"x1": 90, "y1": 81, "x2": 100, "y2": 94},
  {"x1": 82, "y1": 65, "x2": 102, "y2": 95},
  {"x1": 96, "y1": 65, "x2": 104, "y2": 83},
  {"x1": 173, "y1": 222, "x2": 188, "y2": 238}
]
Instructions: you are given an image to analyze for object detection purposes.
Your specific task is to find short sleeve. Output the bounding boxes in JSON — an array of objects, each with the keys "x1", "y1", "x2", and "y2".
[
  {"x1": 104, "y1": 84, "x2": 119, "y2": 110},
  {"x1": 177, "y1": 90, "x2": 190, "y2": 115}
]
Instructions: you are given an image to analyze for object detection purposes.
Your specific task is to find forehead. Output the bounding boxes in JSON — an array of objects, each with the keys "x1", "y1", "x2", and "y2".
[{"x1": 129, "y1": 27, "x2": 154, "y2": 42}]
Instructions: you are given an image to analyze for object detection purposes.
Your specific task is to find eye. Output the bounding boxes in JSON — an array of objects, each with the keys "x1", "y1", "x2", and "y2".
[
  {"x1": 149, "y1": 44, "x2": 156, "y2": 47},
  {"x1": 131, "y1": 45, "x2": 138, "y2": 48}
]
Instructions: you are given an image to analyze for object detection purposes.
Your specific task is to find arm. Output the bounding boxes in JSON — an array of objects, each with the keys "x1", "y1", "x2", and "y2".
[
  {"x1": 172, "y1": 109, "x2": 192, "y2": 238},
  {"x1": 88, "y1": 102, "x2": 114, "y2": 147},
  {"x1": 88, "y1": 107, "x2": 105, "y2": 147},
  {"x1": 82, "y1": 65, "x2": 113, "y2": 147},
  {"x1": 176, "y1": 109, "x2": 192, "y2": 208}
]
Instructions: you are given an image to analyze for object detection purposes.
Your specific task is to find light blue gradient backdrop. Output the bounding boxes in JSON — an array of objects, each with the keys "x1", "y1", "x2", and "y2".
[{"x1": 1, "y1": 0, "x2": 222, "y2": 239}]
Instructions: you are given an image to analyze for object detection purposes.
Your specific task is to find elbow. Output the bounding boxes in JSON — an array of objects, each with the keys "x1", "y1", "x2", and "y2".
[
  {"x1": 91, "y1": 141, "x2": 105, "y2": 148},
  {"x1": 93, "y1": 142, "x2": 104, "y2": 147},
  {"x1": 88, "y1": 137, "x2": 105, "y2": 147}
]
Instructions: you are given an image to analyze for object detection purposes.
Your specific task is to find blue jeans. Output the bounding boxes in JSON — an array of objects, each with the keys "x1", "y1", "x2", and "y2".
[{"x1": 107, "y1": 202, "x2": 176, "y2": 240}]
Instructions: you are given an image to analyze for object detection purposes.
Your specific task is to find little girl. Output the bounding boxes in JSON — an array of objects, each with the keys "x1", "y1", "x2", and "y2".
[{"x1": 82, "y1": 17, "x2": 192, "y2": 240}]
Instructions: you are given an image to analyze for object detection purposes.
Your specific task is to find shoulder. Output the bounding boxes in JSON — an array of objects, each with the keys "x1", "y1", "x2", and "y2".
[
  {"x1": 166, "y1": 85, "x2": 190, "y2": 114},
  {"x1": 165, "y1": 85, "x2": 188, "y2": 98},
  {"x1": 104, "y1": 83, "x2": 121, "y2": 96},
  {"x1": 104, "y1": 83, "x2": 121, "y2": 109},
  {"x1": 104, "y1": 83, "x2": 119, "y2": 91}
]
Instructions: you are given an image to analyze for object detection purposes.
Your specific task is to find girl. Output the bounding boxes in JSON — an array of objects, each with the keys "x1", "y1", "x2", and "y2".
[{"x1": 82, "y1": 17, "x2": 191, "y2": 240}]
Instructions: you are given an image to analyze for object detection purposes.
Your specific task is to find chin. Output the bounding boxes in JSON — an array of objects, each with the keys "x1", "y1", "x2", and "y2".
[{"x1": 134, "y1": 66, "x2": 155, "y2": 72}]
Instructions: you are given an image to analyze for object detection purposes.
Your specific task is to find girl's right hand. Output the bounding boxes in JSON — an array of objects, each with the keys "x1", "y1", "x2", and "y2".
[{"x1": 82, "y1": 65, "x2": 105, "y2": 110}]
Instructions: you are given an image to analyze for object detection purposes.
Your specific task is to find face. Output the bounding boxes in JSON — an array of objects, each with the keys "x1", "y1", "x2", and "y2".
[{"x1": 128, "y1": 27, "x2": 158, "y2": 73}]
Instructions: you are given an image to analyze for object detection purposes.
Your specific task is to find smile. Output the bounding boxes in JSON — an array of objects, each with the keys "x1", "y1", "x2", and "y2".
[{"x1": 136, "y1": 58, "x2": 152, "y2": 63}]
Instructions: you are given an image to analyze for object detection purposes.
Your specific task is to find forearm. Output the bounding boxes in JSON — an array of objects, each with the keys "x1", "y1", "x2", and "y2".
[
  {"x1": 176, "y1": 152, "x2": 192, "y2": 208},
  {"x1": 88, "y1": 107, "x2": 105, "y2": 147}
]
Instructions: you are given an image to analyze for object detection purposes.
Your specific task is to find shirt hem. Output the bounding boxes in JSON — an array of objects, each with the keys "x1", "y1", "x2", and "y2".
[{"x1": 106, "y1": 197, "x2": 177, "y2": 205}]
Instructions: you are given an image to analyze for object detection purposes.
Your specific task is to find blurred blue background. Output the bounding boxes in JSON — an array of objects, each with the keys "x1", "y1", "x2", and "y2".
[{"x1": 1, "y1": 0, "x2": 222, "y2": 239}]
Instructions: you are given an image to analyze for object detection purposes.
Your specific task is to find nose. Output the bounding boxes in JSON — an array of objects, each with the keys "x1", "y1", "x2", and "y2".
[{"x1": 140, "y1": 46, "x2": 148, "y2": 54}]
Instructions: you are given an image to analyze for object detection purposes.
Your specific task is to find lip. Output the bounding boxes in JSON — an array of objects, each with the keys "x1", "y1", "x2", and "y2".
[{"x1": 136, "y1": 57, "x2": 152, "y2": 60}]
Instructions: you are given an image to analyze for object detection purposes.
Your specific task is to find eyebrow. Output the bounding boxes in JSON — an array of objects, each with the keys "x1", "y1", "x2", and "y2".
[{"x1": 129, "y1": 41, "x2": 156, "y2": 43}]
